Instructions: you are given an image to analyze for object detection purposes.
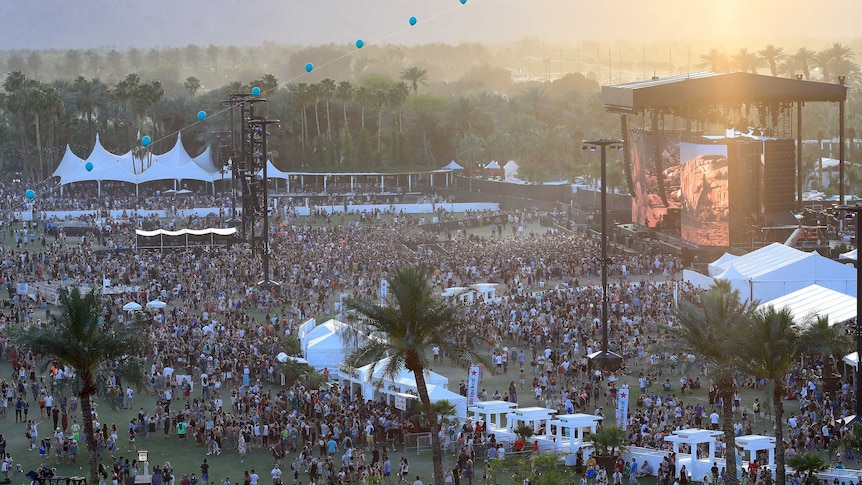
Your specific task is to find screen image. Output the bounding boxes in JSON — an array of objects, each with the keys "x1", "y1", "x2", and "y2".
[
  {"x1": 630, "y1": 130, "x2": 681, "y2": 228},
  {"x1": 679, "y1": 142, "x2": 729, "y2": 246}
]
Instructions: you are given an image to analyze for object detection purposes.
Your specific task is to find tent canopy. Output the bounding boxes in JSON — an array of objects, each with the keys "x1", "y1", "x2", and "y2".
[
  {"x1": 485, "y1": 160, "x2": 501, "y2": 170},
  {"x1": 708, "y1": 252, "x2": 739, "y2": 277},
  {"x1": 758, "y1": 284, "x2": 856, "y2": 326},
  {"x1": 442, "y1": 160, "x2": 464, "y2": 170},
  {"x1": 702, "y1": 243, "x2": 857, "y2": 302}
]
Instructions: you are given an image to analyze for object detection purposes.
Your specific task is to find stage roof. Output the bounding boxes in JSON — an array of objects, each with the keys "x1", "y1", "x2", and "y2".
[{"x1": 602, "y1": 72, "x2": 848, "y2": 114}]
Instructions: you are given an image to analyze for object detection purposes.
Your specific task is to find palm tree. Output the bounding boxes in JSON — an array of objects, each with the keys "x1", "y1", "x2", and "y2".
[
  {"x1": 813, "y1": 50, "x2": 833, "y2": 82},
  {"x1": 336, "y1": 80, "x2": 353, "y2": 128},
  {"x1": 660, "y1": 280, "x2": 757, "y2": 485},
  {"x1": 184, "y1": 76, "x2": 202, "y2": 97},
  {"x1": 8, "y1": 287, "x2": 147, "y2": 485},
  {"x1": 387, "y1": 82, "x2": 410, "y2": 134},
  {"x1": 758, "y1": 45, "x2": 786, "y2": 76},
  {"x1": 794, "y1": 48, "x2": 816, "y2": 80},
  {"x1": 786, "y1": 453, "x2": 828, "y2": 485},
  {"x1": 698, "y1": 48, "x2": 729, "y2": 72},
  {"x1": 734, "y1": 309, "x2": 848, "y2": 485},
  {"x1": 830, "y1": 422, "x2": 862, "y2": 461},
  {"x1": 319, "y1": 78, "x2": 336, "y2": 140},
  {"x1": 400, "y1": 66, "x2": 429, "y2": 94},
  {"x1": 344, "y1": 265, "x2": 477, "y2": 485},
  {"x1": 731, "y1": 48, "x2": 763, "y2": 74}
]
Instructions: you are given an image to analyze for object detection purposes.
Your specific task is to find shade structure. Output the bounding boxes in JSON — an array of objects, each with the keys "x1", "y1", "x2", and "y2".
[
  {"x1": 122, "y1": 302, "x2": 142, "y2": 311},
  {"x1": 146, "y1": 300, "x2": 167, "y2": 309}
]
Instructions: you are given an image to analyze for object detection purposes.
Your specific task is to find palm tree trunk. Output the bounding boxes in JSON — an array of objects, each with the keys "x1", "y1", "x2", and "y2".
[
  {"x1": 314, "y1": 104, "x2": 321, "y2": 138},
  {"x1": 412, "y1": 364, "x2": 444, "y2": 485},
  {"x1": 773, "y1": 384, "x2": 786, "y2": 485},
  {"x1": 80, "y1": 376, "x2": 99, "y2": 485},
  {"x1": 35, "y1": 112, "x2": 44, "y2": 181},
  {"x1": 377, "y1": 108, "x2": 383, "y2": 152},
  {"x1": 719, "y1": 380, "x2": 739, "y2": 485},
  {"x1": 326, "y1": 99, "x2": 332, "y2": 141}
]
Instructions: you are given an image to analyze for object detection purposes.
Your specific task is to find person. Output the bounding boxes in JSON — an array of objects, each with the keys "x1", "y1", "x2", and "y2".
[
  {"x1": 637, "y1": 461, "x2": 653, "y2": 477},
  {"x1": 413, "y1": 476, "x2": 423, "y2": 485},
  {"x1": 249, "y1": 470, "x2": 259, "y2": 485},
  {"x1": 586, "y1": 455, "x2": 597, "y2": 482},
  {"x1": 201, "y1": 459, "x2": 210, "y2": 485},
  {"x1": 678, "y1": 465, "x2": 689, "y2": 485},
  {"x1": 399, "y1": 458, "x2": 409, "y2": 483},
  {"x1": 270, "y1": 466, "x2": 281, "y2": 485},
  {"x1": 238, "y1": 434, "x2": 247, "y2": 464},
  {"x1": 628, "y1": 458, "x2": 639, "y2": 484}
]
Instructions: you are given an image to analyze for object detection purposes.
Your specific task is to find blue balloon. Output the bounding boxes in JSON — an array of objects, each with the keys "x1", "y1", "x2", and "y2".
[
  {"x1": 305, "y1": 62, "x2": 314, "y2": 73},
  {"x1": 251, "y1": 86, "x2": 262, "y2": 97},
  {"x1": 85, "y1": 161, "x2": 94, "y2": 172},
  {"x1": 141, "y1": 135, "x2": 152, "y2": 147},
  {"x1": 460, "y1": 0, "x2": 467, "y2": 3},
  {"x1": 409, "y1": 16, "x2": 417, "y2": 26},
  {"x1": 355, "y1": 39, "x2": 365, "y2": 49},
  {"x1": 197, "y1": 110, "x2": 207, "y2": 121},
  {"x1": 25, "y1": 189, "x2": 35, "y2": 200}
]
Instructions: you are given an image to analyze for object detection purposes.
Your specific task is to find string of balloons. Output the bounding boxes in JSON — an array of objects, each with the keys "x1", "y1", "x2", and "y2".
[{"x1": 19, "y1": 0, "x2": 472, "y2": 207}]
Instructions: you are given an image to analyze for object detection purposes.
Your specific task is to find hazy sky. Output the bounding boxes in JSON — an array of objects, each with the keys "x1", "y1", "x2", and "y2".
[{"x1": 2, "y1": 0, "x2": 859, "y2": 50}]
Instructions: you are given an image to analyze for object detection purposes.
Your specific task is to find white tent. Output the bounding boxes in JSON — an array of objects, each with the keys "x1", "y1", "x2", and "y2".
[
  {"x1": 305, "y1": 331, "x2": 349, "y2": 371},
  {"x1": 758, "y1": 284, "x2": 856, "y2": 326},
  {"x1": 340, "y1": 357, "x2": 462, "y2": 419},
  {"x1": 707, "y1": 242, "x2": 857, "y2": 302},
  {"x1": 841, "y1": 249, "x2": 857, "y2": 261},
  {"x1": 503, "y1": 160, "x2": 519, "y2": 179},
  {"x1": 708, "y1": 252, "x2": 739, "y2": 277},
  {"x1": 485, "y1": 160, "x2": 502, "y2": 170},
  {"x1": 442, "y1": 160, "x2": 464, "y2": 170},
  {"x1": 300, "y1": 319, "x2": 365, "y2": 371},
  {"x1": 844, "y1": 351, "x2": 859, "y2": 371},
  {"x1": 149, "y1": 132, "x2": 195, "y2": 169},
  {"x1": 52, "y1": 145, "x2": 86, "y2": 179}
]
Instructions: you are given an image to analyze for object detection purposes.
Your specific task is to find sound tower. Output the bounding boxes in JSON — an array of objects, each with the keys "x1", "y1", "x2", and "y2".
[
  {"x1": 726, "y1": 138, "x2": 762, "y2": 246},
  {"x1": 762, "y1": 139, "x2": 797, "y2": 213}
]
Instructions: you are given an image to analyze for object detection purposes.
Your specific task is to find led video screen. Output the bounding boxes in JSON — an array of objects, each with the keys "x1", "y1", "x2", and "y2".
[
  {"x1": 679, "y1": 142, "x2": 729, "y2": 247},
  {"x1": 630, "y1": 130, "x2": 681, "y2": 228}
]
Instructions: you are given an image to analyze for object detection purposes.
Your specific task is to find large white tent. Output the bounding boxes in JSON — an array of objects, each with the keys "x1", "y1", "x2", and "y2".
[
  {"x1": 300, "y1": 319, "x2": 357, "y2": 371},
  {"x1": 758, "y1": 284, "x2": 856, "y2": 326},
  {"x1": 704, "y1": 242, "x2": 857, "y2": 302},
  {"x1": 55, "y1": 133, "x2": 221, "y2": 191},
  {"x1": 340, "y1": 357, "x2": 464, "y2": 419}
]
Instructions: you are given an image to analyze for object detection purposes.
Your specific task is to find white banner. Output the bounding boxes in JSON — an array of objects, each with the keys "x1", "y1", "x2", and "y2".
[
  {"x1": 467, "y1": 366, "x2": 480, "y2": 406},
  {"x1": 394, "y1": 394, "x2": 407, "y2": 411},
  {"x1": 380, "y1": 279, "x2": 388, "y2": 305},
  {"x1": 616, "y1": 387, "x2": 629, "y2": 430}
]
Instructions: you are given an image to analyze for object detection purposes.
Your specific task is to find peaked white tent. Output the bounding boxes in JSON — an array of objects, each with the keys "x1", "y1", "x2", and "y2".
[
  {"x1": 758, "y1": 284, "x2": 856, "y2": 326},
  {"x1": 300, "y1": 319, "x2": 368, "y2": 371},
  {"x1": 442, "y1": 160, "x2": 464, "y2": 170},
  {"x1": 52, "y1": 145, "x2": 86, "y2": 180},
  {"x1": 705, "y1": 242, "x2": 857, "y2": 302},
  {"x1": 708, "y1": 252, "x2": 739, "y2": 277},
  {"x1": 503, "y1": 160, "x2": 519, "y2": 179},
  {"x1": 149, "y1": 132, "x2": 195, "y2": 169},
  {"x1": 841, "y1": 249, "x2": 857, "y2": 261},
  {"x1": 485, "y1": 160, "x2": 502, "y2": 170}
]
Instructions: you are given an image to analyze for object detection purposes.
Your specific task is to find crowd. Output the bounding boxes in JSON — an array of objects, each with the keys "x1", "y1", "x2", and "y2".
[{"x1": 0, "y1": 188, "x2": 846, "y2": 485}]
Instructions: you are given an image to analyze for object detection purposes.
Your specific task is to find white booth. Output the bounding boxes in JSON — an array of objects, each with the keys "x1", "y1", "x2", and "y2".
[
  {"x1": 469, "y1": 400, "x2": 517, "y2": 435},
  {"x1": 551, "y1": 413, "x2": 603, "y2": 454},
  {"x1": 736, "y1": 435, "x2": 776, "y2": 478},
  {"x1": 505, "y1": 407, "x2": 558, "y2": 450},
  {"x1": 664, "y1": 428, "x2": 723, "y2": 481}
]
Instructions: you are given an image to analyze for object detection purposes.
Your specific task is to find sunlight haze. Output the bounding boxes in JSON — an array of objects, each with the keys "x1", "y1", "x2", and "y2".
[{"x1": 1, "y1": 0, "x2": 858, "y2": 50}]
